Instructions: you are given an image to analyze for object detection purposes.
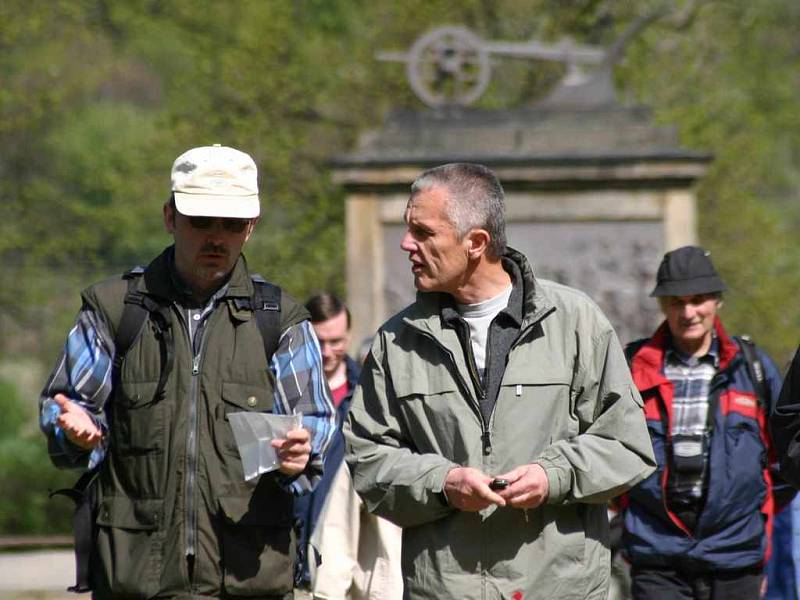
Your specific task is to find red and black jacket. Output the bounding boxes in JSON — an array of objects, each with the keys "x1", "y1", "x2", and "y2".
[{"x1": 622, "y1": 317, "x2": 791, "y2": 570}]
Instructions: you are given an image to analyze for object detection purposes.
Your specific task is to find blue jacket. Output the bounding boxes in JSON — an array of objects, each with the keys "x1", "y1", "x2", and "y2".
[
  {"x1": 765, "y1": 497, "x2": 800, "y2": 600},
  {"x1": 294, "y1": 355, "x2": 362, "y2": 586},
  {"x1": 623, "y1": 317, "x2": 790, "y2": 570}
]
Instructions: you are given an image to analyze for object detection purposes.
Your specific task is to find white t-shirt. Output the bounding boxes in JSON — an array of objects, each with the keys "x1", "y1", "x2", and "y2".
[{"x1": 456, "y1": 284, "x2": 513, "y2": 378}]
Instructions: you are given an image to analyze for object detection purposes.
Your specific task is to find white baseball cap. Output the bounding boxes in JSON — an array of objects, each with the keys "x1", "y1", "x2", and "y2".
[{"x1": 171, "y1": 144, "x2": 260, "y2": 218}]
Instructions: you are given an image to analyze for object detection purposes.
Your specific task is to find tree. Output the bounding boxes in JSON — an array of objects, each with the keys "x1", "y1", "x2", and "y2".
[{"x1": 1, "y1": 0, "x2": 799, "y2": 534}]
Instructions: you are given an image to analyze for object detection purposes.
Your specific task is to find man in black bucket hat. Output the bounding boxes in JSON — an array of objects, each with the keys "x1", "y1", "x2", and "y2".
[
  {"x1": 651, "y1": 246, "x2": 727, "y2": 297},
  {"x1": 619, "y1": 246, "x2": 793, "y2": 600}
]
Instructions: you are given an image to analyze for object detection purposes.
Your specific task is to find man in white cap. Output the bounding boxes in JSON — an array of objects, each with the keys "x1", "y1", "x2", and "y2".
[{"x1": 39, "y1": 145, "x2": 336, "y2": 599}]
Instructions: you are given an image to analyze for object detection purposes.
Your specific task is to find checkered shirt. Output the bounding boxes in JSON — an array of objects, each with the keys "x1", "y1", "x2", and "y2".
[{"x1": 663, "y1": 338, "x2": 719, "y2": 500}]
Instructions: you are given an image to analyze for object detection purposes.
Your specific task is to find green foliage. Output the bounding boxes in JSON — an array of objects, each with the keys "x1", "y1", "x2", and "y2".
[
  {"x1": 614, "y1": 0, "x2": 800, "y2": 363},
  {"x1": 0, "y1": 379, "x2": 73, "y2": 534},
  {"x1": 2, "y1": 0, "x2": 800, "y2": 534}
]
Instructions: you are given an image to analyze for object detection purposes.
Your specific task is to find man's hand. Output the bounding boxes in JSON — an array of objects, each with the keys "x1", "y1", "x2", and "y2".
[
  {"x1": 443, "y1": 466, "x2": 507, "y2": 512},
  {"x1": 271, "y1": 427, "x2": 311, "y2": 476},
  {"x1": 495, "y1": 463, "x2": 549, "y2": 509},
  {"x1": 53, "y1": 393, "x2": 103, "y2": 450}
]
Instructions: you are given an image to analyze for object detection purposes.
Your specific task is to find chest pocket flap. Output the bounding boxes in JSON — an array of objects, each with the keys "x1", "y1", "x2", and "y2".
[
  {"x1": 96, "y1": 496, "x2": 163, "y2": 530},
  {"x1": 502, "y1": 353, "x2": 574, "y2": 387},
  {"x1": 221, "y1": 381, "x2": 273, "y2": 414},
  {"x1": 391, "y1": 368, "x2": 459, "y2": 399}
]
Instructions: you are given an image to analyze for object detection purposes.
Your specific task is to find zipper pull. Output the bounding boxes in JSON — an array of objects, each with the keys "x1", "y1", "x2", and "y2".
[
  {"x1": 482, "y1": 430, "x2": 492, "y2": 456},
  {"x1": 192, "y1": 355, "x2": 200, "y2": 375}
]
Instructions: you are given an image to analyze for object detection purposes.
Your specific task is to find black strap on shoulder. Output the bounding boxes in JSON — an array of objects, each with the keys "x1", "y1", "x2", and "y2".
[
  {"x1": 735, "y1": 334, "x2": 769, "y2": 409},
  {"x1": 250, "y1": 274, "x2": 282, "y2": 362},
  {"x1": 113, "y1": 268, "x2": 174, "y2": 401},
  {"x1": 49, "y1": 469, "x2": 98, "y2": 593},
  {"x1": 112, "y1": 269, "x2": 149, "y2": 370},
  {"x1": 624, "y1": 338, "x2": 649, "y2": 368}
]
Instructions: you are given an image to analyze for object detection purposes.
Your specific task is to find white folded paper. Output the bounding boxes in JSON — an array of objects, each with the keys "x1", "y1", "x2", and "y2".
[{"x1": 228, "y1": 411, "x2": 303, "y2": 481}]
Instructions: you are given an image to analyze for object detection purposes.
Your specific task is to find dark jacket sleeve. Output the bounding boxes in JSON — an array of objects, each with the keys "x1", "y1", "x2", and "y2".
[
  {"x1": 759, "y1": 346, "x2": 797, "y2": 509},
  {"x1": 771, "y1": 346, "x2": 800, "y2": 490}
]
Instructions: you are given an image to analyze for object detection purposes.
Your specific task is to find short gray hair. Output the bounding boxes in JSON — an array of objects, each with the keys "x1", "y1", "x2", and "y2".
[{"x1": 410, "y1": 163, "x2": 507, "y2": 258}]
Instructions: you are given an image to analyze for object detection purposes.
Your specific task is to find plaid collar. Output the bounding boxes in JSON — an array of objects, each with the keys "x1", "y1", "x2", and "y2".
[{"x1": 666, "y1": 334, "x2": 720, "y2": 369}]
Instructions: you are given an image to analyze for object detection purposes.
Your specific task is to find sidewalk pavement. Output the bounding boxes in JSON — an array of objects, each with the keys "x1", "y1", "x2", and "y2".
[
  {"x1": 0, "y1": 551, "x2": 316, "y2": 599},
  {"x1": 0, "y1": 549, "x2": 82, "y2": 599}
]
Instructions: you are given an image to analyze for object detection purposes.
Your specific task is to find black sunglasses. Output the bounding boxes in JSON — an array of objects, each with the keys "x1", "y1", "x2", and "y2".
[{"x1": 186, "y1": 216, "x2": 250, "y2": 234}]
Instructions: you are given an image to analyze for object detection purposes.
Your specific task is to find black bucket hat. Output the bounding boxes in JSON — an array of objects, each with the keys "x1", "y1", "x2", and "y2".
[{"x1": 650, "y1": 246, "x2": 726, "y2": 297}]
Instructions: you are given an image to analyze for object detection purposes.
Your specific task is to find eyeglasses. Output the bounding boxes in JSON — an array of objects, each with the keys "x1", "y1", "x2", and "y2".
[{"x1": 187, "y1": 216, "x2": 250, "y2": 233}]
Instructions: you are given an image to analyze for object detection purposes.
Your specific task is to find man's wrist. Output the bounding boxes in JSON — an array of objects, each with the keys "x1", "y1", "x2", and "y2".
[{"x1": 440, "y1": 465, "x2": 462, "y2": 506}]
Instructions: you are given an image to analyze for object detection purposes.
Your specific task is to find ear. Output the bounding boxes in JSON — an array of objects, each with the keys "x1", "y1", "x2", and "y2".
[
  {"x1": 465, "y1": 228, "x2": 491, "y2": 259},
  {"x1": 164, "y1": 202, "x2": 176, "y2": 234}
]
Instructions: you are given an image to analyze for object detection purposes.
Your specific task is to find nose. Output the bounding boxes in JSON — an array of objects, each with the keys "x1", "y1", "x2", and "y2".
[
  {"x1": 680, "y1": 302, "x2": 697, "y2": 320},
  {"x1": 400, "y1": 230, "x2": 415, "y2": 252}
]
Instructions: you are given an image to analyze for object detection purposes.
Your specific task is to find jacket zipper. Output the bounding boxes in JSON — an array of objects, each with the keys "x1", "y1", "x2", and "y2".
[
  {"x1": 690, "y1": 369, "x2": 730, "y2": 538},
  {"x1": 184, "y1": 311, "x2": 212, "y2": 567},
  {"x1": 411, "y1": 305, "x2": 556, "y2": 457},
  {"x1": 462, "y1": 323, "x2": 493, "y2": 456},
  {"x1": 415, "y1": 329, "x2": 491, "y2": 454}
]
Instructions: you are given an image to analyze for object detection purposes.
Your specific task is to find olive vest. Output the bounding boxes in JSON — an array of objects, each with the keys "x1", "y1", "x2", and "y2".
[{"x1": 84, "y1": 248, "x2": 308, "y2": 598}]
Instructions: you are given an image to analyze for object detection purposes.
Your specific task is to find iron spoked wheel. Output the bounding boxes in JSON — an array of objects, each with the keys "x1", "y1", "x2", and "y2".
[{"x1": 405, "y1": 26, "x2": 491, "y2": 108}]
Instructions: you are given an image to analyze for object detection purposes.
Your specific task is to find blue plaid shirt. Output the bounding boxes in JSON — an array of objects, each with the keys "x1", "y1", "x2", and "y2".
[
  {"x1": 663, "y1": 337, "x2": 719, "y2": 500},
  {"x1": 40, "y1": 286, "x2": 336, "y2": 495}
]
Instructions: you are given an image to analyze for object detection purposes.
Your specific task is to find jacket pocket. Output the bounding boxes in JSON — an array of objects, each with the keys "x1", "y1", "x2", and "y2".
[
  {"x1": 214, "y1": 381, "x2": 274, "y2": 457},
  {"x1": 500, "y1": 364, "x2": 573, "y2": 395},
  {"x1": 541, "y1": 505, "x2": 587, "y2": 579},
  {"x1": 498, "y1": 366, "x2": 575, "y2": 451},
  {"x1": 92, "y1": 496, "x2": 163, "y2": 599},
  {"x1": 113, "y1": 380, "x2": 163, "y2": 455},
  {"x1": 391, "y1": 373, "x2": 466, "y2": 457},
  {"x1": 218, "y1": 494, "x2": 295, "y2": 596},
  {"x1": 110, "y1": 381, "x2": 165, "y2": 498},
  {"x1": 725, "y1": 419, "x2": 767, "y2": 505},
  {"x1": 392, "y1": 370, "x2": 459, "y2": 398}
]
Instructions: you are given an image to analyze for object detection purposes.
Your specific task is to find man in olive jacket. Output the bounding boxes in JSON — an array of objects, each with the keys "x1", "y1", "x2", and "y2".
[
  {"x1": 40, "y1": 145, "x2": 336, "y2": 599},
  {"x1": 344, "y1": 163, "x2": 655, "y2": 600}
]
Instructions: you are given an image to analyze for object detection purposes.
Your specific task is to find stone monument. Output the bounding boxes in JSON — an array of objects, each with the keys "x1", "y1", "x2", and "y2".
[{"x1": 332, "y1": 26, "x2": 711, "y2": 348}]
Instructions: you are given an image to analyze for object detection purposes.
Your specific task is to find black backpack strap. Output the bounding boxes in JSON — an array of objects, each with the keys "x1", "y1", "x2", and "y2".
[
  {"x1": 250, "y1": 275, "x2": 283, "y2": 362},
  {"x1": 112, "y1": 268, "x2": 149, "y2": 371},
  {"x1": 624, "y1": 338, "x2": 649, "y2": 369},
  {"x1": 49, "y1": 469, "x2": 99, "y2": 593},
  {"x1": 114, "y1": 268, "x2": 174, "y2": 401},
  {"x1": 735, "y1": 335, "x2": 770, "y2": 410}
]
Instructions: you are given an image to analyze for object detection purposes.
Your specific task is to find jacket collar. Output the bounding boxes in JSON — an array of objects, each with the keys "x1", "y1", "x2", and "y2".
[
  {"x1": 403, "y1": 247, "x2": 554, "y2": 338},
  {"x1": 141, "y1": 245, "x2": 254, "y2": 303},
  {"x1": 631, "y1": 316, "x2": 739, "y2": 391}
]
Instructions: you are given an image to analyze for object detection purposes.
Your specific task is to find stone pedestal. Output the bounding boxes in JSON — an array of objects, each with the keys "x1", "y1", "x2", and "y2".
[{"x1": 333, "y1": 104, "x2": 711, "y2": 348}]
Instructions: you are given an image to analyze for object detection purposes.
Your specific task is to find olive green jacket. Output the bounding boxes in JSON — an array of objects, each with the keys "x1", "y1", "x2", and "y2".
[
  {"x1": 344, "y1": 249, "x2": 655, "y2": 600},
  {"x1": 85, "y1": 249, "x2": 308, "y2": 599}
]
